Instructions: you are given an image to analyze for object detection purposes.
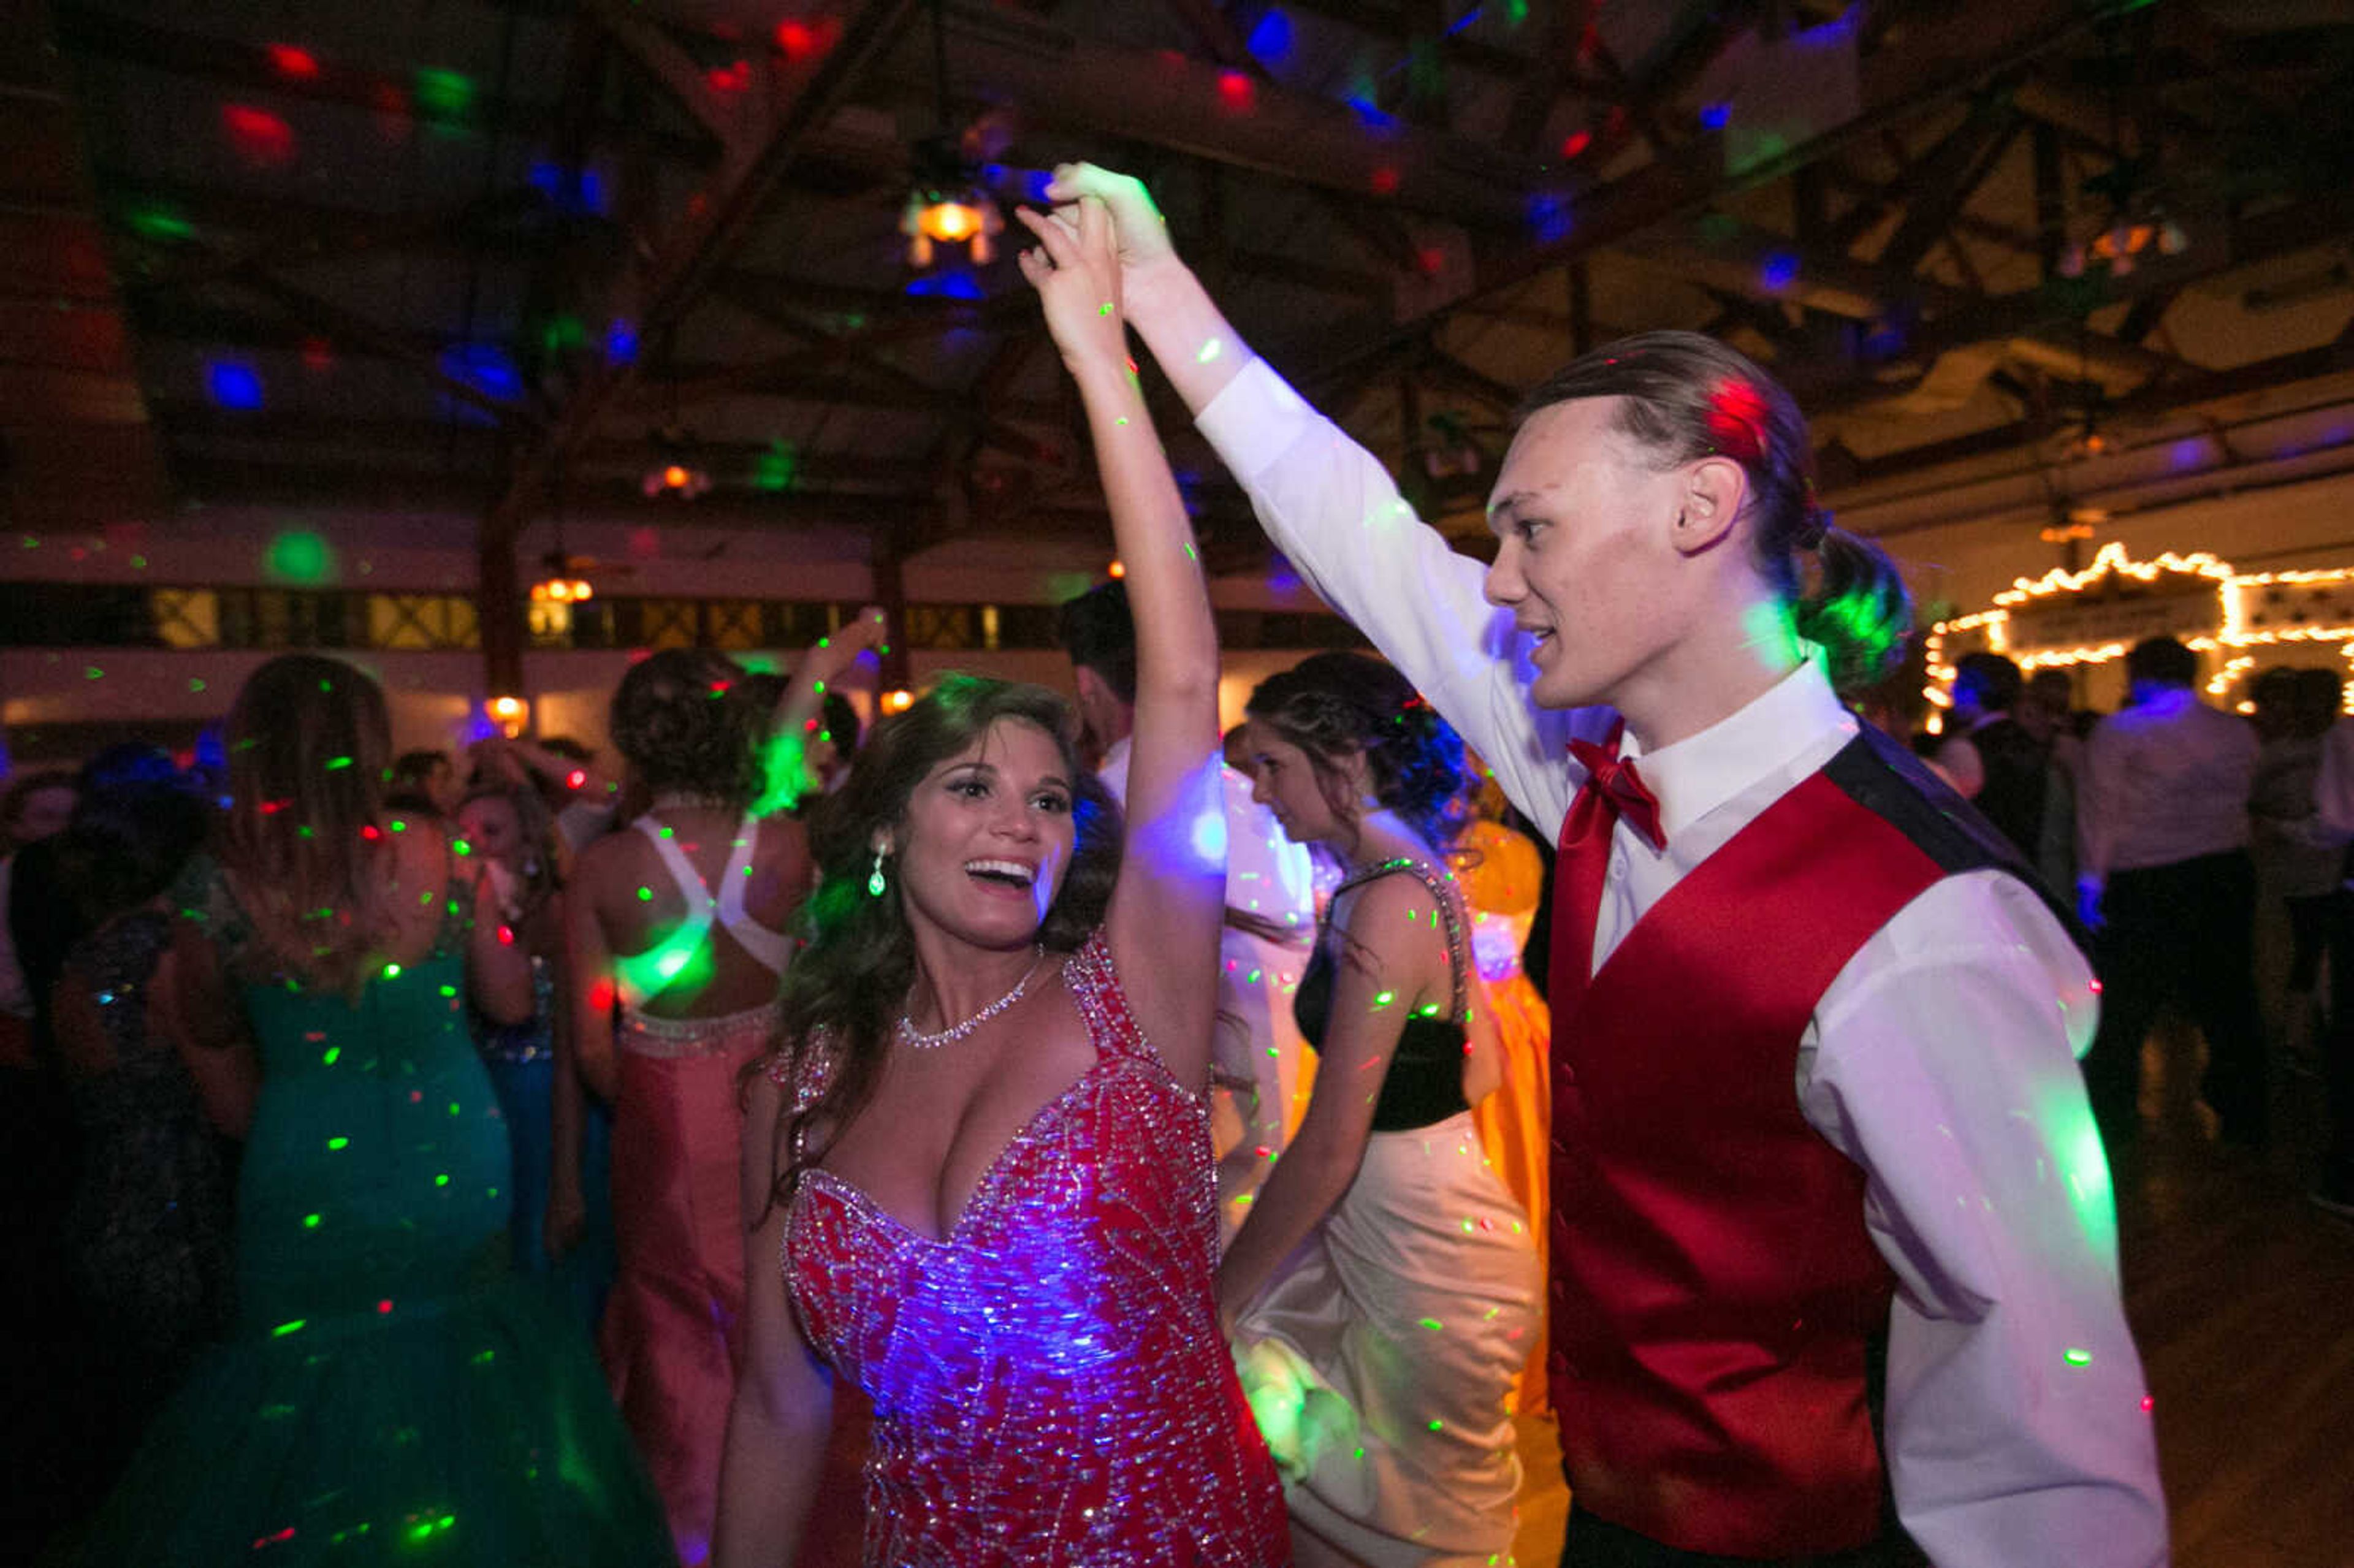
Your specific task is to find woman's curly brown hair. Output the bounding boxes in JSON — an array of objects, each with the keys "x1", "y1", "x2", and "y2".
[{"x1": 609, "y1": 648, "x2": 760, "y2": 806}]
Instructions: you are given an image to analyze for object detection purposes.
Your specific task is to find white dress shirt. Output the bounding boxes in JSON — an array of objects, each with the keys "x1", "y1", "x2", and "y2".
[
  {"x1": 2078, "y1": 688, "x2": 2257, "y2": 886},
  {"x1": 1196, "y1": 355, "x2": 2168, "y2": 1568},
  {"x1": 1100, "y1": 734, "x2": 1317, "y2": 1244}
]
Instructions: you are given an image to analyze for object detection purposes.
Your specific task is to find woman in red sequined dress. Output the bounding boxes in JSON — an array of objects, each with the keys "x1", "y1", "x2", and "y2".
[{"x1": 712, "y1": 199, "x2": 1289, "y2": 1567}]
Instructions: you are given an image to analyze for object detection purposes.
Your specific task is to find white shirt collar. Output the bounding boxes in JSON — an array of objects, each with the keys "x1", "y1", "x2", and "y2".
[{"x1": 1622, "y1": 660, "x2": 1856, "y2": 844}]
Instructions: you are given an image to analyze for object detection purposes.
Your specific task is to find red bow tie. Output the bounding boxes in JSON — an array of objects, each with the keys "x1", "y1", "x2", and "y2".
[{"x1": 1568, "y1": 737, "x2": 1666, "y2": 851}]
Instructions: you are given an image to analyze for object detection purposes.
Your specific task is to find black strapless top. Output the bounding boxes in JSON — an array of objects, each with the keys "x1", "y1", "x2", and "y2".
[{"x1": 1292, "y1": 858, "x2": 1471, "y2": 1133}]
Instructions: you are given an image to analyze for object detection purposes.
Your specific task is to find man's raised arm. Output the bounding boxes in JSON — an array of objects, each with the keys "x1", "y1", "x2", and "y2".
[{"x1": 1046, "y1": 162, "x2": 1585, "y2": 836}]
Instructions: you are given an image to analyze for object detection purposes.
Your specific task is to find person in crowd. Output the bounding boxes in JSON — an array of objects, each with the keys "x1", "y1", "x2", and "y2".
[
  {"x1": 1053, "y1": 160, "x2": 2164, "y2": 1567},
  {"x1": 2078, "y1": 636, "x2": 2268, "y2": 1152},
  {"x1": 495, "y1": 734, "x2": 625, "y2": 853},
  {"x1": 385, "y1": 748, "x2": 462, "y2": 818},
  {"x1": 51, "y1": 763, "x2": 232, "y2": 1485},
  {"x1": 2302, "y1": 691, "x2": 2354, "y2": 1217},
  {"x1": 1935, "y1": 655, "x2": 2038, "y2": 841},
  {"x1": 1059, "y1": 577, "x2": 1317, "y2": 1243},
  {"x1": 2247, "y1": 668, "x2": 2339, "y2": 1071},
  {"x1": 1225, "y1": 652, "x2": 1541, "y2": 1566},
  {"x1": 456, "y1": 776, "x2": 614, "y2": 1330},
  {"x1": 569, "y1": 634, "x2": 847, "y2": 1567},
  {"x1": 2016, "y1": 667, "x2": 2082, "y2": 896},
  {"x1": 1455, "y1": 771, "x2": 1557, "y2": 1415},
  {"x1": 1, "y1": 771, "x2": 78, "y2": 1067},
  {"x1": 2, "y1": 753, "x2": 177, "y2": 1556},
  {"x1": 714, "y1": 194, "x2": 1286, "y2": 1566},
  {"x1": 72, "y1": 655, "x2": 671, "y2": 1567},
  {"x1": 1935, "y1": 652, "x2": 2073, "y2": 895},
  {"x1": 808, "y1": 691, "x2": 863, "y2": 796}
]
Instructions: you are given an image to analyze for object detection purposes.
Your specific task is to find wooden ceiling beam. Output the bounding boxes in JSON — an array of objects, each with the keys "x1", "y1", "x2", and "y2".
[
  {"x1": 1826, "y1": 337, "x2": 2354, "y2": 493},
  {"x1": 483, "y1": 0, "x2": 921, "y2": 551},
  {"x1": 915, "y1": 2, "x2": 1537, "y2": 232},
  {"x1": 1300, "y1": 0, "x2": 2155, "y2": 394},
  {"x1": 1862, "y1": 92, "x2": 2022, "y2": 277},
  {"x1": 1503, "y1": 0, "x2": 1604, "y2": 155},
  {"x1": 1796, "y1": 184, "x2": 2354, "y2": 413},
  {"x1": 170, "y1": 451, "x2": 940, "y2": 522},
  {"x1": 48, "y1": 5, "x2": 713, "y2": 166}
]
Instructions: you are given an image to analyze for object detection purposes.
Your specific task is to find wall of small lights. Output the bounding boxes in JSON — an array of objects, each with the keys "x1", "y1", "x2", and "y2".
[{"x1": 1927, "y1": 542, "x2": 2354, "y2": 720}]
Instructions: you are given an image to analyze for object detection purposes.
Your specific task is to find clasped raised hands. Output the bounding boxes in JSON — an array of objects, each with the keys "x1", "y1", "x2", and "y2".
[{"x1": 1015, "y1": 196, "x2": 1127, "y2": 371}]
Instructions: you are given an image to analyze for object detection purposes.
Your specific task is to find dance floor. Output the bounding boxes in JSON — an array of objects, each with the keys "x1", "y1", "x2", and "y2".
[{"x1": 1509, "y1": 1029, "x2": 2354, "y2": 1567}]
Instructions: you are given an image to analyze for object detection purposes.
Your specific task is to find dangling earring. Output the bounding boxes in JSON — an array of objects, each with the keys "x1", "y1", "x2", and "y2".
[{"x1": 867, "y1": 847, "x2": 889, "y2": 897}]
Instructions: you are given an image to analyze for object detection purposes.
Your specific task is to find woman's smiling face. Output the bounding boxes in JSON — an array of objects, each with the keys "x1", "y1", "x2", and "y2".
[{"x1": 891, "y1": 717, "x2": 1078, "y2": 950}]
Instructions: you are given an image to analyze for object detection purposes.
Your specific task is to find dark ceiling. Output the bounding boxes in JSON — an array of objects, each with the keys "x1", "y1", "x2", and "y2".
[{"x1": 8, "y1": 0, "x2": 2354, "y2": 582}]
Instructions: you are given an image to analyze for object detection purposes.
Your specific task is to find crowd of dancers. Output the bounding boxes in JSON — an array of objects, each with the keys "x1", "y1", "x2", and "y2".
[{"x1": 0, "y1": 164, "x2": 2191, "y2": 1567}]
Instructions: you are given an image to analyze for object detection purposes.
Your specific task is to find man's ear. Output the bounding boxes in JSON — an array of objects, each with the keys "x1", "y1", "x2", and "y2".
[
  {"x1": 1072, "y1": 665, "x2": 1105, "y2": 710},
  {"x1": 1669, "y1": 455, "x2": 1750, "y2": 558}
]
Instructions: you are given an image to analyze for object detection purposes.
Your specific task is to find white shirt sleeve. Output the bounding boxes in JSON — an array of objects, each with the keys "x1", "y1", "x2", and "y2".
[
  {"x1": 2076, "y1": 718, "x2": 2119, "y2": 889},
  {"x1": 1196, "y1": 357, "x2": 1590, "y2": 840},
  {"x1": 2315, "y1": 717, "x2": 2354, "y2": 845},
  {"x1": 1933, "y1": 734, "x2": 1985, "y2": 800},
  {"x1": 1801, "y1": 870, "x2": 2168, "y2": 1568}
]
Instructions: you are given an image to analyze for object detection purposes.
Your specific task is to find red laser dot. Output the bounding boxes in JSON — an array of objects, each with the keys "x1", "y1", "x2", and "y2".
[
  {"x1": 222, "y1": 104, "x2": 296, "y2": 167},
  {"x1": 566, "y1": 769, "x2": 587, "y2": 790},
  {"x1": 267, "y1": 44, "x2": 319, "y2": 79},
  {"x1": 1560, "y1": 129, "x2": 1592, "y2": 159},
  {"x1": 1369, "y1": 166, "x2": 1400, "y2": 196},
  {"x1": 376, "y1": 1298, "x2": 393, "y2": 1315},
  {"x1": 1216, "y1": 70, "x2": 1255, "y2": 111}
]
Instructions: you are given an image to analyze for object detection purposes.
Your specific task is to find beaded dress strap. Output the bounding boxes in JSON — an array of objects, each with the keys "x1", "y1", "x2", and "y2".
[
  {"x1": 1062, "y1": 931, "x2": 1150, "y2": 1063},
  {"x1": 1329, "y1": 856, "x2": 1471, "y2": 1021}
]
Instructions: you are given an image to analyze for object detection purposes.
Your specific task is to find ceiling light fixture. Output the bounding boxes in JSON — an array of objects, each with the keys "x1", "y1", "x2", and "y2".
[{"x1": 901, "y1": 1, "x2": 1001, "y2": 268}]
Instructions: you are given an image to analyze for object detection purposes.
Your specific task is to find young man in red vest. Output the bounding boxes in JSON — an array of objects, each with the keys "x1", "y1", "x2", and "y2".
[{"x1": 1032, "y1": 166, "x2": 2166, "y2": 1568}]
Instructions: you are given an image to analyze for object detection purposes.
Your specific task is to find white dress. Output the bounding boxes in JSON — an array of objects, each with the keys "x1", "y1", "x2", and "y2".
[{"x1": 1231, "y1": 859, "x2": 1542, "y2": 1567}]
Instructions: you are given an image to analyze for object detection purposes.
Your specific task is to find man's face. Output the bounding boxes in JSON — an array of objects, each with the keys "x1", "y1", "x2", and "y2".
[{"x1": 1482, "y1": 398, "x2": 1689, "y2": 711}]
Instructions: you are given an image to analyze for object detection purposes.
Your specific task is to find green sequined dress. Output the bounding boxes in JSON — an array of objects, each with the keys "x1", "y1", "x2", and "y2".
[{"x1": 75, "y1": 874, "x2": 675, "y2": 1567}]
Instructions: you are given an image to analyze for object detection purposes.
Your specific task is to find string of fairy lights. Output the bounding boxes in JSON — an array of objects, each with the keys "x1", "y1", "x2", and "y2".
[{"x1": 1927, "y1": 542, "x2": 2354, "y2": 717}]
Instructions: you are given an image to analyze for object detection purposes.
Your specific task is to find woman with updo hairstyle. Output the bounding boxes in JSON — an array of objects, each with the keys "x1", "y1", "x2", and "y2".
[
  {"x1": 567, "y1": 639, "x2": 834, "y2": 1567},
  {"x1": 74, "y1": 653, "x2": 672, "y2": 1567},
  {"x1": 1227, "y1": 650, "x2": 1542, "y2": 1568}
]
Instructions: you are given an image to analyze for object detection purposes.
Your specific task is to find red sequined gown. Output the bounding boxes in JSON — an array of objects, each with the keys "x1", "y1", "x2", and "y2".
[{"x1": 775, "y1": 934, "x2": 1291, "y2": 1566}]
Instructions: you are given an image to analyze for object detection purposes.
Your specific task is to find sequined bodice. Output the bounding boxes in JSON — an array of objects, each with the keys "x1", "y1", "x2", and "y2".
[{"x1": 778, "y1": 935, "x2": 1290, "y2": 1567}]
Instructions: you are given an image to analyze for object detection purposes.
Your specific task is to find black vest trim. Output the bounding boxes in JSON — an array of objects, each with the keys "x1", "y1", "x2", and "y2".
[{"x1": 1819, "y1": 724, "x2": 2092, "y2": 961}]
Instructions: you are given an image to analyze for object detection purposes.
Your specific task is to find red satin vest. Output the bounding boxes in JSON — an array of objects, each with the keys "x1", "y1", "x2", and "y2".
[{"x1": 1545, "y1": 748, "x2": 1951, "y2": 1558}]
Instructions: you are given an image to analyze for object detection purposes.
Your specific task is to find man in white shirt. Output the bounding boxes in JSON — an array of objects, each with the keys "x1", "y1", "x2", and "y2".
[
  {"x1": 2305, "y1": 712, "x2": 2354, "y2": 1216},
  {"x1": 2076, "y1": 636, "x2": 2266, "y2": 1152},
  {"x1": 1057, "y1": 580, "x2": 1317, "y2": 1245},
  {"x1": 1035, "y1": 164, "x2": 2165, "y2": 1568}
]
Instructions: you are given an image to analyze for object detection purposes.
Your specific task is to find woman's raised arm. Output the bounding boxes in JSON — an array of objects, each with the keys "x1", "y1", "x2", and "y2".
[{"x1": 1014, "y1": 198, "x2": 1225, "y2": 1089}]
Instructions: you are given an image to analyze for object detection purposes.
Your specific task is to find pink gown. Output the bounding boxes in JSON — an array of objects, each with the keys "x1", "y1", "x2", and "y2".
[
  {"x1": 776, "y1": 934, "x2": 1291, "y2": 1566},
  {"x1": 599, "y1": 814, "x2": 793, "y2": 1567}
]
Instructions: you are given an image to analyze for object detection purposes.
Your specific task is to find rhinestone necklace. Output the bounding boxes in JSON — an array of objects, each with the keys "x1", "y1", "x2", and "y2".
[{"x1": 897, "y1": 948, "x2": 1049, "y2": 1050}]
